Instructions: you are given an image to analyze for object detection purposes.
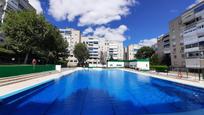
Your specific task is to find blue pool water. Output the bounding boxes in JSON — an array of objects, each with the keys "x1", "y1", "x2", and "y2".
[{"x1": 1, "y1": 69, "x2": 204, "y2": 115}]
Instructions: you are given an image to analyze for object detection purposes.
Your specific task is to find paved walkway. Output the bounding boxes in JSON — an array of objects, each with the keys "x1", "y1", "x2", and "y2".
[
  {"x1": 148, "y1": 70, "x2": 203, "y2": 82},
  {"x1": 121, "y1": 68, "x2": 204, "y2": 89}
]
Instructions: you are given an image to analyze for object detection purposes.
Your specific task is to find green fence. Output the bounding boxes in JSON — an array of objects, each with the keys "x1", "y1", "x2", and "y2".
[{"x1": 0, "y1": 65, "x2": 55, "y2": 78}]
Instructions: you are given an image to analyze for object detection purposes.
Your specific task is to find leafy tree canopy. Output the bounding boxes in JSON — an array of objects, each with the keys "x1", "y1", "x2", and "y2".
[
  {"x1": 73, "y1": 43, "x2": 89, "y2": 66},
  {"x1": 1, "y1": 10, "x2": 68, "y2": 64},
  {"x1": 135, "y1": 46, "x2": 155, "y2": 59},
  {"x1": 150, "y1": 54, "x2": 159, "y2": 65}
]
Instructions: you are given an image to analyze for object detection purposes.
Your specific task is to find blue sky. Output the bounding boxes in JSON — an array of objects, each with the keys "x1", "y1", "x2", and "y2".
[{"x1": 30, "y1": 0, "x2": 198, "y2": 46}]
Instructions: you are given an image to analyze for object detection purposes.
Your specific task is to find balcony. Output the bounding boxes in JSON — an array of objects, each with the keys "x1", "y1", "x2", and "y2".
[
  {"x1": 184, "y1": 47, "x2": 200, "y2": 53},
  {"x1": 183, "y1": 27, "x2": 197, "y2": 36},
  {"x1": 184, "y1": 23, "x2": 196, "y2": 30},
  {"x1": 185, "y1": 58, "x2": 204, "y2": 68},
  {"x1": 163, "y1": 48, "x2": 171, "y2": 54}
]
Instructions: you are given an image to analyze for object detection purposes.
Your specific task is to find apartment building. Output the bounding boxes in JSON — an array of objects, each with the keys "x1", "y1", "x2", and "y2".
[
  {"x1": 123, "y1": 47, "x2": 128, "y2": 60},
  {"x1": 169, "y1": 16, "x2": 185, "y2": 68},
  {"x1": 60, "y1": 28, "x2": 81, "y2": 67},
  {"x1": 127, "y1": 44, "x2": 141, "y2": 60},
  {"x1": 181, "y1": 1, "x2": 204, "y2": 69},
  {"x1": 81, "y1": 37, "x2": 101, "y2": 65},
  {"x1": 0, "y1": 0, "x2": 35, "y2": 23},
  {"x1": 81, "y1": 36, "x2": 124, "y2": 66},
  {"x1": 106, "y1": 40, "x2": 124, "y2": 60},
  {"x1": 156, "y1": 34, "x2": 171, "y2": 63}
]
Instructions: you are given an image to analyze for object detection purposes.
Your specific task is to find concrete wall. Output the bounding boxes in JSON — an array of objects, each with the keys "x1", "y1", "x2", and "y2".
[
  {"x1": 137, "y1": 61, "x2": 150, "y2": 70},
  {"x1": 107, "y1": 60, "x2": 150, "y2": 70},
  {"x1": 129, "y1": 61, "x2": 149, "y2": 70}
]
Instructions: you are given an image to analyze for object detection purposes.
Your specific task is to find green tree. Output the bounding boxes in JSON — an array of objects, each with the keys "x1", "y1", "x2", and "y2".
[
  {"x1": 109, "y1": 54, "x2": 114, "y2": 61},
  {"x1": 1, "y1": 11, "x2": 68, "y2": 64},
  {"x1": 73, "y1": 43, "x2": 89, "y2": 66},
  {"x1": 135, "y1": 46, "x2": 155, "y2": 59},
  {"x1": 150, "y1": 54, "x2": 159, "y2": 65}
]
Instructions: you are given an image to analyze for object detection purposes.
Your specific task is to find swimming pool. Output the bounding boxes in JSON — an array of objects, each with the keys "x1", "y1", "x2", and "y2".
[{"x1": 1, "y1": 69, "x2": 204, "y2": 115}]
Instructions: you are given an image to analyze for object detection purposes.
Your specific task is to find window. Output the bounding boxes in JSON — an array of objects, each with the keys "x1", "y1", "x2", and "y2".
[
  {"x1": 198, "y1": 34, "x2": 204, "y2": 38},
  {"x1": 187, "y1": 51, "x2": 201, "y2": 58},
  {"x1": 185, "y1": 43, "x2": 199, "y2": 49},
  {"x1": 94, "y1": 42, "x2": 98, "y2": 44},
  {"x1": 197, "y1": 25, "x2": 204, "y2": 30}
]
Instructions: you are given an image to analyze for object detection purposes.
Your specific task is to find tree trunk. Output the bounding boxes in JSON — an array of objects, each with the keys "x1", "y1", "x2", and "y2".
[{"x1": 23, "y1": 52, "x2": 29, "y2": 64}]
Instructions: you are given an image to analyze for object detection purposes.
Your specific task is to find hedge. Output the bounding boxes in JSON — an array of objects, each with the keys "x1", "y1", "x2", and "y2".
[
  {"x1": 0, "y1": 65, "x2": 55, "y2": 78},
  {"x1": 150, "y1": 65, "x2": 168, "y2": 72}
]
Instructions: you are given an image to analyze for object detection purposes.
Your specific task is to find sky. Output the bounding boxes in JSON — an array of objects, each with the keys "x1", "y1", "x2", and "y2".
[{"x1": 28, "y1": 0, "x2": 202, "y2": 47}]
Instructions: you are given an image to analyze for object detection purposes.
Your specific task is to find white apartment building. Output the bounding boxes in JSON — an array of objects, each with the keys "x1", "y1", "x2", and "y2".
[
  {"x1": 60, "y1": 28, "x2": 124, "y2": 66},
  {"x1": 81, "y1": 37, "x2": 101, "y2": 65},
  {"x1": 81, "y1": 37, "x2": 124, "y2": 66},
  {"x1": 106, "y1": 40, "x2": 124, "y2": 60},
  {"x1": 127, "y1": 44, "x2": 141, "y2": 60},
  {"x1": 60, "y1": 28, "x2": 81, "y2": 67},
  {"x1": 181, "y1": 1, "x2": 204, "y2": 69}
]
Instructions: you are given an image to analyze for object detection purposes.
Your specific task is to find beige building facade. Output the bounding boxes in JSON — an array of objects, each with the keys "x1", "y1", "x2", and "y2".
[
  {"x1": 156, "y1": 34, "x2": 171, "y2": 63},
  {"x1": 106, "y1": 40, "x2": 124, "y2": 60},
  {"x1": 169, "y1": 16, "x2": 185, "y2": 68},
  {"x1": 81, "y1": 37, "x2": 101, "y2": 65},
  {"x1": 60, "y1": 28, "x2": 81, "y2": 67},
  {"x1": 127, "y1": 44, "x2": 141, "y2": 60}
]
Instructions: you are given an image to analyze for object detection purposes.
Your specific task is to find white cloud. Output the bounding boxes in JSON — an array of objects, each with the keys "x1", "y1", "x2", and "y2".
[
  {"x1": 83, "y1": 27, "x2": 94, "y2": 36},
  {"x1": 48, "y1": 0, "x2": 137, "y2": 26},
  {"x1": 28, "y1": 0, "x2": 43, "y2": 14},
  {"x1": 188, "y1": 0, "x2": 204, "y2": 9},
  {"x1": 83, "y1": 25, "x2": 128, "y2": 41},
  {"x1": 137, "y1": 38, "x2": 157, "y2": 47}
]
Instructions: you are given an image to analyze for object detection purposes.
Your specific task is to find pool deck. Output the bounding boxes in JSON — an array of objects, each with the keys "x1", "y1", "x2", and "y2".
[
  {"x1": 0, "y1": 68, "x2": 82, "y2": 100},
  {"x1": 121, "y1": 68, "x2": 204, "y2": 89}
]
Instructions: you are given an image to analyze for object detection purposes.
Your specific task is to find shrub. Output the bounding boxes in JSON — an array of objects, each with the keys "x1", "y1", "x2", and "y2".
[
  {"x1": 150, "y1": 65, "x2": 168, "y2": 72},
  {"x1": 57, "y1": 60, "x2": 67, "y2": 67}
]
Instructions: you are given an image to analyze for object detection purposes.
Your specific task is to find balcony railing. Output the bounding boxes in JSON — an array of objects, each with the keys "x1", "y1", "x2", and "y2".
[{"x1": 185, "y1": 58, "x2": 204, "y2": 68}]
